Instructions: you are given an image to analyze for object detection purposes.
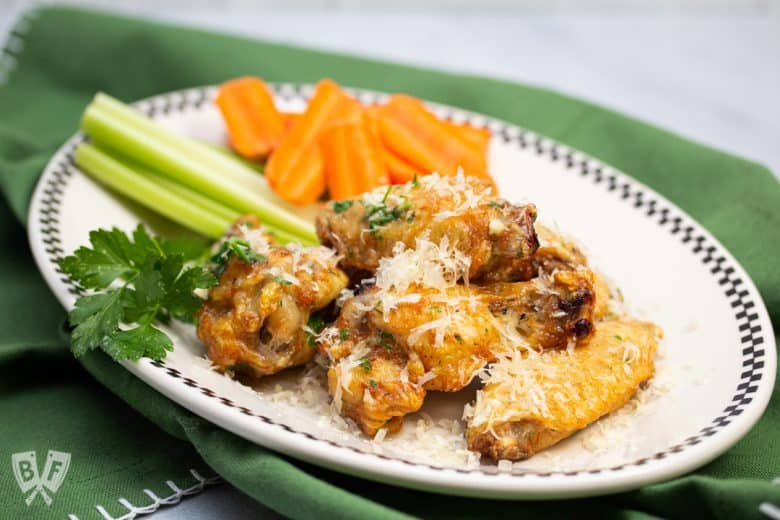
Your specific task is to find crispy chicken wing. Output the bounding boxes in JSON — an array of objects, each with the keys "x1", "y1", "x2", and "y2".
[
  {"x1": 198, "y1": 228, "x2": 348, "y2": 378},
  {"x1": 316, "y1": 173, "x2": 538, "y2": 281},
  {"x1": 319, "y1": 297, "x2": 426, "y2": 436},
  {"x1": 318, "y1": 270, "x2": 599, "y2": 435},
  {"x1": 465, "y1": 319, "x2": 660, "y2": 460}
]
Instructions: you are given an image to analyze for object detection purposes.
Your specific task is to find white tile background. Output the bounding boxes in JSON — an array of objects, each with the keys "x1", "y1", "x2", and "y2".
[{"x1": 1, "y1": 1, "x2": 778, "y2": 518}]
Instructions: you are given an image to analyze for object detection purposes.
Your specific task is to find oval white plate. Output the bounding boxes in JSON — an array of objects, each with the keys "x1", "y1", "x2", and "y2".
[{"x1": 28, "y1": 84, "x2": 775, "y2": 499}]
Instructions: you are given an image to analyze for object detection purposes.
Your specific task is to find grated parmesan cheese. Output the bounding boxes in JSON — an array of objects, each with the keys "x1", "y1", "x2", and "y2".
[
  {"x1": 242, "y1": 227, "x2": 272, "y2": 256},
  {"x1": 375, "y1": 236, "x2": 471, "y2": 298},
  {"x1": 349, "y1": 235, "x2": 474, "y2": 348},
  {"x1": 335, "y1": 288, "x2": 355, "y2": 308},
  {"x1": 417, "y1": 170, "x2": 493, "y2": 221},
  {"x1": 417, "y1": 371, "x2": 438, "y2": 387}
]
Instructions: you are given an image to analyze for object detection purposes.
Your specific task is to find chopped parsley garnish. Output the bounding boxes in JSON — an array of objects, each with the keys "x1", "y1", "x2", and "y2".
[
  {"x1": 359, "y1": 356, "x2": 372, "y2": 372},
  {"x1": 614, "y1": 335, "x2": 624, "y2": 341},
  {"x1": 378, "y1": 330, "x2": 394, "y2": 350},
  {"x1": 489, "y1": 201, "x2": 502, "y2": 209},
  {"x1": 59, "y1": 225, "x2": 216, "y2": 361},
  {"x1": 332, "y1": 200, "x2": 354, "y2": 214},
  {"x1": 411, "y1": 174, "x2": 420, "y2": 188},
  {"x1": 306, "y1": 313, "x2": 326, "y2": 348},
  {"x1": 363, "y1": 189, "x2": 412, "y2": 233},
  {"x1": 369, "y1": 379, "x2": 378, "y2": 389},
  {"x1": 339, "y1": 328, "x2": 349, "y2": 342},
  {"x1": 273, "y1": 276, "x2": 293, "y2": 286},
  {"x1": 210, "y1": 237, "x2": 266, "y2": 276},
  {"x1": 382, "y1": 185, "x2": 393, "y2": 203}
]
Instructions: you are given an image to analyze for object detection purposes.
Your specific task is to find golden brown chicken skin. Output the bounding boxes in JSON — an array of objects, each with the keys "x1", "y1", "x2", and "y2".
[
  {"x1": 465, "y1": 319, "x2": 660, "y2": 460},
  {"x1": 532, "y1": 224, "x2": 613, "y2": 319},
  {"x1": 361, "y1": 285, "x2": 502, "y2": 392},
  {"x1": 363, "y1": 270, "x2": 595, "y2": 388},
  {"x1": 316, "y1": 173, "x2": 538, "y2": 281},
  {"x1": 326, "y1": 343, "x2": 426, "y2": 437},
  {"x1": 197, "y1": 239, "x2": 348, "y2": 378},
  {"x1": 481, "y1": 269, "x2": 597, "y2": 350}
]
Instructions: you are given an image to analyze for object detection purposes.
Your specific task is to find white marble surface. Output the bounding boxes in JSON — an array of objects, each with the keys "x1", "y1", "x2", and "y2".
[{"x1": 2, "y1": 4, "x2": 779, "y2": 519}]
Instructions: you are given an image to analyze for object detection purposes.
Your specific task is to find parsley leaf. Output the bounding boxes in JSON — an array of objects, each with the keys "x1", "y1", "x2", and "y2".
[
  {"x1": 68, "y1": 291, "x2": 125, "y2": 357},
  {"x1": 359, "y1": 356, "x2": 372, "y2": 372},
  {"x1": 60, "y1": 228, "x2": 139, "y2": 289},
  {"x1": 103, "y1": 323, "x2": 172, "y2": 361},
  {"x1": 332, "y1": 200, "x2": 354, "y2": 214},
  {"x1": 59, "y1": 225, "x2": 215, "y2": 361}
]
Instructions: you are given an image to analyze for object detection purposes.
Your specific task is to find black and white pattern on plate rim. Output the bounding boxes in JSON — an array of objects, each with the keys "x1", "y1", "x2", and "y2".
[{"x1": 35, "y1": 84, "x2": 767, "y2": 477}]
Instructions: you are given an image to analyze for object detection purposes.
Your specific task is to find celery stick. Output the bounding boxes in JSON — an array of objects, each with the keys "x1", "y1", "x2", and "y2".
[
  {"x1": 119, "y1": 157, "x2": 242, "y2": 223},
  {"x1": 75, "y1": 143, "x2": 231, "y2": 239},
  {"x1": 93, "y1": 93, "x2": 273, "y2": 195},
  {"x1": 106, "y1": 151, "x2": 303, "y2": 244},
  {"x1": 95, "y1": 94, "x2": 319, "y2": 228},
  {"x1": 81, "y1": 102, "x2": 318, "y2": 244},
  {"x1": 200, "y1": 141, "x2": 265, "y2": 174},
  {"x1": 94, "y1": 94, "x2": 320, "y2": 229}
]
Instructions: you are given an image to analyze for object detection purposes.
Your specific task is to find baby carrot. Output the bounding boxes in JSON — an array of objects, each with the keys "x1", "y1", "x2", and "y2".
[
  {"x1": 266, "y1": 79, "x2": 357, "y2": 204},
  {"x1": 274, "y1": 144, "x2": 325, "y2": 205},
  {"x1": 447, "y1": 122, "x2": 491, "y2": 156},
  {"x1": 364, "y1": 105, "x2": 418, "y2": 184},
  {"x1": 282, "y1": 112, "x2": 301, "y2": 134},
  {"x1": 215, "y1": 77, "x2": 285, "y2": 159},
  {"x1": 380, "y1": 146, "x2": 420, "y2": 184},
  {"x1": 375, "y1": 95, "x2": 488, "y2": 179},
  {"x1": 321, "y1": 119, "x2": 389, "y2": 200}
]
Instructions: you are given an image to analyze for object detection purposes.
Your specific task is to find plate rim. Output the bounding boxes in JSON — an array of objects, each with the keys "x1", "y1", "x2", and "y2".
[{"x1": 27, "y1": 83, "x2": 777, "y2": 499}]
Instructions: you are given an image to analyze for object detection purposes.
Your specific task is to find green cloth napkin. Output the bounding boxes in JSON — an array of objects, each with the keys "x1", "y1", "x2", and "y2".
[{"x1": 1, "y1": 6, "x2": 778, "y2": 519}]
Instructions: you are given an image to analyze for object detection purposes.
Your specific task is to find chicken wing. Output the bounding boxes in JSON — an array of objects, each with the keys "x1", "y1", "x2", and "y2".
[
  {"x1": 319, "y1": 267, "x2": 600, "y2": 437},
  {"x1": 318, "y1": 298, "x2": 427, "y2": 436},
  {"x1": 465, "y1": 319, "x2": 660, "y2": 460},
  {"x1": 197, "y1": 228, "x2": 348, "y2": 378},
  {"x1": 316, "y1": 173, "x2": 538, "y2": 281}
]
